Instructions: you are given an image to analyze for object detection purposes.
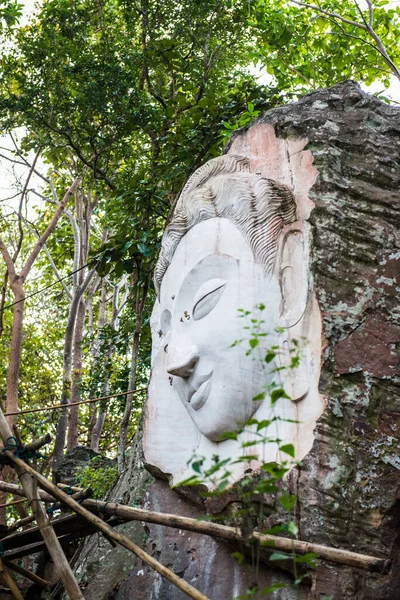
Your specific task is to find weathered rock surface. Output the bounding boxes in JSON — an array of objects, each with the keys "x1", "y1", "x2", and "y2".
[
  {"x1": 54, "y1": 445, "x2": 115, "y2": 486},
  {"x1": 73, "y1": 82, "x2": 399, "y2": 600}
]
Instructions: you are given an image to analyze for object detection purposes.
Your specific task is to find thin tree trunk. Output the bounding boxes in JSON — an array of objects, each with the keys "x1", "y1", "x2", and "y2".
[
  {"x1": 117, "y1": 269, "x2": 150, "y2": 472},
  {"x1": 0, "y1": 177, "x2": 80, "y2": 421},
  {"x1": 90, "y1": 276, "x2": 128, "y2": 451},
  {"x1": 87, "y1": 279, "x2": 108, "y2": 449},
  {"x1": 67, "y1": 299, "x2": 86, "y2": 450},
  {"x1": 90, "y1": 411, "x2": 106, "y2": 453},
  {"x1": 5, "y1": 282, "x2": 24, "y2": 427},
  {"x1": 117, "y1": 329, "x2": 140, "y2": 473},
  {"x1": 0, "y1": 271, "x2": 9, "y2": 340},
  {"x1": 53, "y1": 266, "x2": 97, "y2": 472}
]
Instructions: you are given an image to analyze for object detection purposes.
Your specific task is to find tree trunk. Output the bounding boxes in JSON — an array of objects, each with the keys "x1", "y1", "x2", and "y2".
[
  {"x1": 0, "y1": 271, "x2": 9, "y2": 340},
  {"x1": 116, "y1": 270, "x2": 148, "y2": 473},
  {"x1": 5, "y1": 279, "x2": 25, "y2": 427},
  {"x1": 53, "y1": 268, "x2": 96, "y2": 472},
  {"x1": 90, "y1": 276, "x2": 129, "y2": 451},
  {"x1": 67, "y1": 298, "x2": 86, "y2": 450},
  {"x1": 87, "y1": 280, "x2": 107, "y2": 449}
]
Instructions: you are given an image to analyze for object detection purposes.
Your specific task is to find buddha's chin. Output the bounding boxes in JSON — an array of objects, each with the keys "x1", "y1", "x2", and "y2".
[{"x1": 187, "y1": 403, "x2": 257, "y2": 443}]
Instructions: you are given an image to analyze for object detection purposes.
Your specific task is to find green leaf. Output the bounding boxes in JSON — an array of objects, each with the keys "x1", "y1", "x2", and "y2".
[
  {"x1": 265, "y1": 524, "x2": 283, "y2": 535},
  {"x1": 264, "y1": 350, "x2": 276, "y2": 363},
  {"x1": 253, "y1": 481, "x2": 279, "y2": 494},
  {"x1": 256, "y1": 419, "x2": 271, "y2": 431},
  {"x1": 247, "y1": 102, "x2": 254, "y2": 112},
  {"x1": 261, "y1": 463, "x2": 288, "y2": 478},
  {"x1": 279, "y1": 443, "x2": 295, "y2": 458},
  {"x1": 295, "y1": 552, "x2": 317, "y2": 566},
  {"x1": 252, "y1": 392, "x2": 264, "y2": 402},
  {"x1": 261, "y1": 583, "x2": 286, "y2": 593},
  {"x1": 249, "y1": 338, "x2": 258, "y2": 349},
  {"x1": 278, "y1": 494, "x2": 297, "y2": 511},
  {"x1": 232, "y1": 551, "x2": 245, "y2": 565},
  {"x1": 137, "y1": 242, "x2": 153, "y2": 257},
  {"x1": 219, "y1": 431, "x2": 237, "y2": 441},
  {"x1": 283, "y1": 520, "x2": 298, "y2": 536},
  {"x1": 270, "y1": 388, "x2": 291, "y2": 405},
  {"x1": 241, "y1": 440, "x2": 259, "y2": 448},
  {"x1": 175, "y1": 475, "x2": 200, "y2": 486},
  {"x1": 269, "y1": 551, "x2": 291, "y2": 561},
  {"x1": 191, "y1": 460, "x2": 204, "y2": 474}
]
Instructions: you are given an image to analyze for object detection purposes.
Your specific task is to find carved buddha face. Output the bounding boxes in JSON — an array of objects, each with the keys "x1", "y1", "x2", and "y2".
[
  {"x1": 157, "y1": 218, "x2": 281, "y2": 441},
  {"x1": 146, "y1": 154, "x2": 323, "y2": 485}
]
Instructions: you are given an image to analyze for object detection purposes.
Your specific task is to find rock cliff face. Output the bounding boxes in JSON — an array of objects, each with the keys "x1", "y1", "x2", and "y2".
[{"x1": 75, "y1": 82, "x2": 400, "y2": 600}]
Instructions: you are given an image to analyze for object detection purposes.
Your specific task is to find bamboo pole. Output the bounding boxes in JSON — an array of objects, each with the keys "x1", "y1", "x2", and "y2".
[
  {"x1": 0, "y1": 499, "x2": 26, "y2": 509},
  {"x1": 0, "y1": 558, "x2": 24, "y2": 600},
  {"x1": 3, "y1": 559, "x2": 50, "y2": 588},
  {"x1": 0, "y1": 410, "x2": 84, "y2": 600},
  {"x1": 0, "y1": 482, "x2": 54, "y2": 501},
  {"x1": 82, "y1": 501, "x2": 390, "y2": 573},
  {"x1": 0, "y1": 481, "x2": 390, "y2": 573},
  {"x1": 25, "y1": 433, "x2": 52, "y2": 454},
  {"x1": 4, "y1": 514, "x2": 36, "y2": 535},
  {"x1": 57, "y1": 483, "x2": 85, "y2": 493},
  {"x1": 3, "y1": 456, "x2": 210, "y2": 600}
]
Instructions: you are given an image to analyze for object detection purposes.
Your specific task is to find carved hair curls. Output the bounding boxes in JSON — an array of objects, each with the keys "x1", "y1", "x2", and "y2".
[{"x1": 154, "y1": 155, "x2": 297, "y2": 295}]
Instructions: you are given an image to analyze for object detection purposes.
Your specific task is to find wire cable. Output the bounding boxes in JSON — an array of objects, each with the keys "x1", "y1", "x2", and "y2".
[
  {"x1": 4, "y1": 387, "x2": 148, "y2": 417},
  {"x1": 0, "y1": 259, "x2": 98, "y2": 314}
]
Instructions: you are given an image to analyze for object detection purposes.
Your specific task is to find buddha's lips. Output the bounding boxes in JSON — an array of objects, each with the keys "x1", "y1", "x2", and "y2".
[{"x1": 187, "y1": 371, "x2": 213, "y2": 410}]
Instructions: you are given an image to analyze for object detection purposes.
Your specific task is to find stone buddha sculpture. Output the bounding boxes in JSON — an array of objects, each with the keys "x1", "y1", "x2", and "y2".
[{"x1": 144, "y1": 154, "x2": 324, "y2": 486}]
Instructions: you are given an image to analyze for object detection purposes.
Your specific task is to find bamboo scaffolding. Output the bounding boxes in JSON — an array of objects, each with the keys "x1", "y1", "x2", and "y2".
[
  {"x1": 0, "y1": 498, "x2": 26, "y2": 509},
  {"x1": 4, "y1": 514, "x2": 36, "y2": 536},
  {"x1": 2, "y1": 457, "x2": 210, "y2": 600},
  {"x1": 24, "y1": 433, "x2": 52, "y2": 454},
  {"x1": 0, "y1": 557, "x2": 23, "y2": 600},
  {"x1": 3, "y1": 559, "x2": 49, "y2": 589},
  {"x1": 0, "y1": 409, "x2": 85, "y2": 600},
  {"x1": 0, "y1": 481, "x2": 390, "y2": 573}
]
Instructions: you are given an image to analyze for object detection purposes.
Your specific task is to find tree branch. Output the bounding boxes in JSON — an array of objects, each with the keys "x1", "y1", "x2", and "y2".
[
  {"x1": 24, "y1": 220, "x2": 72, "y2": 300},
  {"x1": 20, "y1": 178, "x2": 80, "y2": 280},
  {"x1": 290, "y1": 0, "x2": 368, "y2": 29},
  {"x1": 13, "y1": 147, "x2": 42, "y2": 264},
  {"x1": 290, "y1": 0, "x2": 400, "y2": 81},
  {"x1": 0, "y1": 239, "x2": 17, "y2": 280}
]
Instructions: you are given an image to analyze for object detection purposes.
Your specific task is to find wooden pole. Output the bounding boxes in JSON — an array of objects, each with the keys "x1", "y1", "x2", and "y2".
[
  {"x1": 0, "y1": 499, "x2": 26, "y2": 509},
  {"x1": 3, "y1": 559, "x2": 50, "y2": 588},
  {"x1": 0, "y1": 558, "x2": 24, "y2": 600},
  {"x1": 82, "y1": 501, "x2": 390, "y2": 574},
  {"x1": 4, "y1": 456, "x2": 210, "y2": 600},
  {"x1": 4, "y1": 514, "x2": 36, "y2": 535},
  {"x1": 0, "y1": 481, "x2": 390, "y2": 573},
  {"x1": 0, "y1": 410, "x2": 85, "y2": 600},
  {"x1": 24, "y1": 433, "x2": 52, "y2": 454}
]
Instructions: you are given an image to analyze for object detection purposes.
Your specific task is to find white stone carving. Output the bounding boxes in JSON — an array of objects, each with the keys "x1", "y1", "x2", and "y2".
[{"x1": 144, "y1": 135, "x2": 325, "y2": 488}]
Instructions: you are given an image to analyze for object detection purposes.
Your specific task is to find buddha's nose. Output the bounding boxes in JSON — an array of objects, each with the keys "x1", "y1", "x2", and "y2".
[{"x1": 167, "y1": 345, "x2": 199, "y2": 378}]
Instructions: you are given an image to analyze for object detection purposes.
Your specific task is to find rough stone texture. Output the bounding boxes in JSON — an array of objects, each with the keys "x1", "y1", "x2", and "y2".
[
  {"x1": 73, "y1": 82, "x2": 399, "y2": 600},
  {"x1": 54, "y1": 445, "x2": 115, "y2": 485}
]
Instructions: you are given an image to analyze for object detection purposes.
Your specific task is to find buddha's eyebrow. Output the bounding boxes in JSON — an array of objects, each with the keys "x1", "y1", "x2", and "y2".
[{"x1": 174, "y1": 253, "x2": 238, "y2": 299}]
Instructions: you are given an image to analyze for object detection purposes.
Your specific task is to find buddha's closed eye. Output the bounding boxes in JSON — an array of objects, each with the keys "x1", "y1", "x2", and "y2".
[{"x1": 192, "y1": 279, "x2": 227, "y2": 321}]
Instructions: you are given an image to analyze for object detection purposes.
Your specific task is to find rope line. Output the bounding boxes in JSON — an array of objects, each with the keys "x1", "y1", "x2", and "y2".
[
  {"x1": 0, "y1": 259, "x2": 97, "y2": 314},
  {"x1": 4, "y1": 387, "x2": 148, "y2": 417},
  {"x1": 3, "y1": 436, "x2": 46, "y2": 460}
]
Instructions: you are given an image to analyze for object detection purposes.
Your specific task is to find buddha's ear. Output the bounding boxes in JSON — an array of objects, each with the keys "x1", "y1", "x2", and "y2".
[
  {"x1": 278, "y1": 228, "x2": 310, "y2": 329},
  {"x1": 275, "y1": 225, "x2": 311, "y2": 402}
]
